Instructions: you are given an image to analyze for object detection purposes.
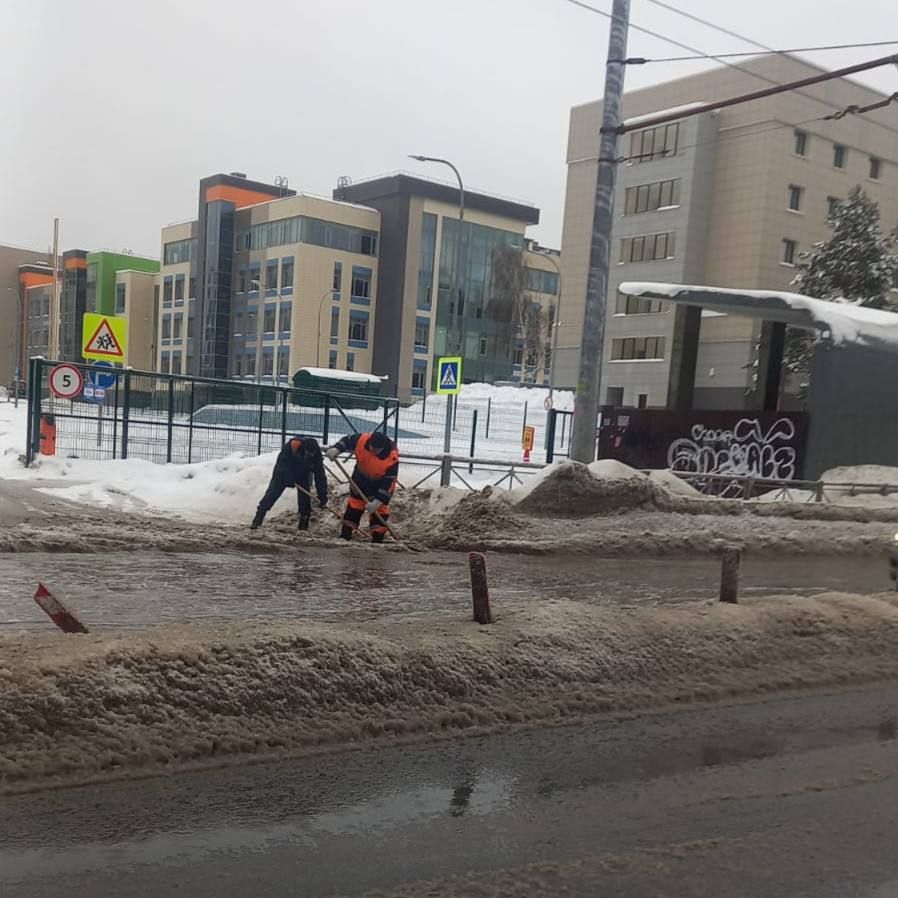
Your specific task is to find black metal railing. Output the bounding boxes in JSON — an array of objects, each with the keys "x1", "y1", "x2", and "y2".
[{"x1": 26, "y1": 358, "x2": 401, "y2": 466}]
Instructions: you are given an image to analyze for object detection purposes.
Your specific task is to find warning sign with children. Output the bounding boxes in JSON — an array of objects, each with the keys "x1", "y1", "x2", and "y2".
[{"x1": 82, "y1": 313, "x2": 128, "y2": 363}]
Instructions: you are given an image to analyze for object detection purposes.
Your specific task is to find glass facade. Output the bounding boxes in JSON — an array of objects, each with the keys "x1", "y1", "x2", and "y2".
[
  {"x1": 417, "y1": 212, "x2": 437, "y2": 311},
  {"x1": 163, "y1": 238, "x2": 196, "y2": 266},
  {"x1": 200, "y1": 200, "x2": 236, "y2": 378},
  {"x1": 59, "y1": 261, "x2": 87, "y2": 362},
  {"x1": 434, "y1": 216, "x2": 524, "y2": 383},
  {"x1": 524, "y1": 267, "x2": 559, "y2": 294},
  {"x1": 239, "y1": 215, "x2": 378, "y2": 256}
]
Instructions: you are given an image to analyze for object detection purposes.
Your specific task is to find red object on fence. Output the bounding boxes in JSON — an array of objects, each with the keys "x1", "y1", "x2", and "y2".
[
  {"x1": 33, "y1": 582, "x2": 89, "y2": 634},
  {"x1": 39, "y1": 414, "x2": 57, "y2": 456}
]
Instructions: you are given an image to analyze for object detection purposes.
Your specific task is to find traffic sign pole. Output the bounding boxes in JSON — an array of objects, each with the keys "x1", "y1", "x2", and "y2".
[{"x1": 443, "y1": 394, "x2": 453, "y2": 454}]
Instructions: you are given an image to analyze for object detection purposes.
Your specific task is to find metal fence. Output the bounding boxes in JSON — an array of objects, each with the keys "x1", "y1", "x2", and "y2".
[{"x1": 25, "y1": 358, "x2": 402, "y2": 466}]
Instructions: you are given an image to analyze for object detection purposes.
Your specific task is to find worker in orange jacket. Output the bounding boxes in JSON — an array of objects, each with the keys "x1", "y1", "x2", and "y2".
[{"x1": 326, "y1": 431, "x2": 399, "y2": 543}]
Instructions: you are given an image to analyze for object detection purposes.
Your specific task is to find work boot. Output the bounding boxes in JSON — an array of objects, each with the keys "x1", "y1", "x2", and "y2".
[
  {"x1": 340, "y1": 525, "x2": 354, "y2": 541},
  {"x1": 250, "y1": 512, "x2": 264, "y2": 530},
  {"x1": 298, "y1": 516, "x2": 310, "y2": 531}
]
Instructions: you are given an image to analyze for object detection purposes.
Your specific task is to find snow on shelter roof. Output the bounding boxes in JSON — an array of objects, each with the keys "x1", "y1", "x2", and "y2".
[
  {"x1": 620, "y1": 282, "x2": 898, "y2": 352},
  {"x1": 298, "y1": 367, "x2": 387, "y2": 384}
]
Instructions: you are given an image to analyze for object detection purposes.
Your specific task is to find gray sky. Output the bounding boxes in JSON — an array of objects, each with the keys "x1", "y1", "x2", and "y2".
[{"x1": 2, "y1": 0, "x2": 896, "y2": 258}]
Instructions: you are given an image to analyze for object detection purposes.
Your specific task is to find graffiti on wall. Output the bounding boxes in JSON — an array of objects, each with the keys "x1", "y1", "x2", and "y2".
[{"x1": 667, "y1": 417, "x2": 798, "y2": 481}]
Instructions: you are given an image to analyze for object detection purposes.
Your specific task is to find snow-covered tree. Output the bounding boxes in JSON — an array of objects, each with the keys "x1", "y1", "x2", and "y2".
[{"x1": 785, "y1": 186, "x2": 898, "y2": 387}]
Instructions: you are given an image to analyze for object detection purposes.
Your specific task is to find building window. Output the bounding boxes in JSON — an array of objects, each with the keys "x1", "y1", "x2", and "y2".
[
  {"x1": 332, "y1": 261, "x2": 342, "y2": 293},
  {"x1": 237, "y1": 268, "x2": 247, "y2": 294},
  {"x1": 414, "y1": 318, "x2": 429, "y2": 352},
  {"x1": 827, "y1": 196, "x2": 841, "y2": 219},
  {"x1": 265, "y1": 260, "x2": 278, "y2": 293},
  {"x1": 412, "y1": 365, "x2": 427, "y2": 391},
  {"x1": 637, "y1": 393, "x2": 648, "y2": 409},
  {"x1": 163, "y1": 238, "x2": 196, "y2": 265},
  {"x1": 870, "y1": 156, "x2": 881, "y2": 180},
  {"x1": 417, "y1": 212, "x2": 438, "y2": 311},
  {"x1": 247, "y1": 215, "x2": 377, "y2": 255},
  {"x1": 279, "y1": 304, "x2": 292, "y2": 333},
  {"x1": 787, "y1": 184, "x2": 803, "y2": 212},
  {"x1": 187, "y1": 316, "x2": 194, "y2": 339},
  {"x1": 619, "y1": 232, "x2": 676, "y2": 263},
  {"x1": 513, "y1": 346, "x2": 523, "y2": 366},
  {"x1": 525, "y1": 268, "x2": 560, "y2": 295},
  {"x1": 246, "y1": 310, "x2": 258, "y2": 337},
  {"x1": 615, "y1": 292, "x2": 664, "y2": 315},
  {"x1": 794, "y1": 129, "x2": 808, "y2": 156},
  {"x1": 346, "y1": 351, "x2": 355, "y2": 372},
  {"x1": 174, "y1": 275, "x2": 185, "y2": 303},
  {"x1": 161, "y1": 352, "x2": 171, "y2": 374},
  {"x1": 833, "y1": 144, "x2": 846, "y2": 169},
  {"x1": 233, "y1": 355, "x2": 242, "y2": 377},
  {"x1": 263, "y1": 306, "x2": 276, "y2": 333},
  {"x1": 173, "y1": 315, "x2": 183, "y2": 340},
  {"x1": 189, "y1": 276, "x2": 196, "y2": 299},
  {"x1": 262, "y1": 352, "x2": 274, "y2": 377},
  {"x1": 629, "y1": 122, "x2": 679, "y2": 162},
  {"x1": 330, "y1": 306, "x2": 340, "y2": 340},
  {"x1": 245, "y1": 354, "x2": 256, "y2": 376},
  {"x1": 479, "y1": 336, "x2": 488, "y2": 356},
  {"x1": 163, "y1": 276, "x2": 173, "y2": 305},
  {"x1": 249, "y1": 263, "x2": 260, "y2": 292},
  {"x1": 782, "y1": 238, "x2": 797, "y2": 265},
  {"x1": 115, "y1": 282, "x2": 126, "y2": 315},
  {"x1": 623, "y1": 179, "x2": 680, "y2": 215},
  {"x1": 172, "y1": 351, "x2": 182, "y2": 373},
  {"x1": 610, "y1": 336, "x2": 666, "y2": 361},
  {"x1": 162, "y1": 316, "x2": 172, "y2": 339},
  {"x1": 281, "y1": 258, "x2": 294, "y2": 290},
  {"x1": 328, "y1": 350, "x2": 337, "y2": 369},
  {"x1": 277, "y1": 350, "x2": 289, "y2": 378},
  {"x1": 348, "y1": 310, "x2": 369, "y2": 345},
  {"x1": 351, "y1": 266, "x2": 372, "y2": 303}
]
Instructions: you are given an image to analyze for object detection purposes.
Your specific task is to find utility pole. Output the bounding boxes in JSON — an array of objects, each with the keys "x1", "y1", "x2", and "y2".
[
  {"x1": 569, "y1": 0, "x2": 630, "y2": 463},
  {"x1": 49, "y1": 218, "x2": 60, "y2": 359}
]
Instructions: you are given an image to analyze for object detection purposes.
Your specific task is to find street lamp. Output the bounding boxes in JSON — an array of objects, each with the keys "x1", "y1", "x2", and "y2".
[
  {"x1": 316, "y1": 287, "x2": 338, "y2": 368},
  {"x1": 409, "y1": 154, "x2": 464, "y2": 454},
  {"x1": 5, "y1": 287, "x2": 24, "y2": 408},
  {"x1": 529, "y1": 250, "x2": 563, "y2": 400}
]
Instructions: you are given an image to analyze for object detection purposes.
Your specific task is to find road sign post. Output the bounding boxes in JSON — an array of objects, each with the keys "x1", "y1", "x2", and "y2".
[
  {"x1": 49, "y1": 364, "x2": 84, "y2": 400},
  {"x1": 436, "y1": 356, "x2": 462, "y2": 458}
]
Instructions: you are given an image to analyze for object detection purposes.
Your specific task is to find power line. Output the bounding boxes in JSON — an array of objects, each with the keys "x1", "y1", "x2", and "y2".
[
  {"x1": 642, "y1": 0, "x2": 771, "y2": 51},
  {"x1": 562, "y1": 0, "x2": 898, "y2": 135},
  {"x1": 630, "y1": 41, "x2": 898, "y2": 64}
]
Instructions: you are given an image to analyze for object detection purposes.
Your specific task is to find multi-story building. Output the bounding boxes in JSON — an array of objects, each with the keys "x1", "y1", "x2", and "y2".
[
  {"x1": 559, "y1": 54, "x2": 898, "y2": 409},
  {"x1": 157, "y1": 173, "x2": 380, "y2": 379},
  {"x1": 59, "y1": 250, "x2": 88, "y2": 362},
  {"x1": 1, "y1": 244, "x2": 51, "y2": 383},
  {"x1": 19, "y1": 264, "x2": 55, "y2": 366},
  {"x1": 335, "y1": 174, "x2": 553, "y2": 400},
  {"x1": 114, "y1": 268, "x2": 159, "y2": 370}
]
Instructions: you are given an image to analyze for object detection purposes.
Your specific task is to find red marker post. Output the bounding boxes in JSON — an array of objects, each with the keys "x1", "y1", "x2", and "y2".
[{"x1": 33, "y1": 583, "x2": 89, "y2": 634}]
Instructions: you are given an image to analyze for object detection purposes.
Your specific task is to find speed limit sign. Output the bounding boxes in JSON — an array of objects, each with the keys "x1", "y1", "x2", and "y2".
[{"x1": 49, "y1": 364, "x2": 84, "y2": 400}]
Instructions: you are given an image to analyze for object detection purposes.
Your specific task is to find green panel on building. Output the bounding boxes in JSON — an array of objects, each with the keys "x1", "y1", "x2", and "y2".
[{"x1": 86, "y1": 251, "x2": 159, "y2": 316}]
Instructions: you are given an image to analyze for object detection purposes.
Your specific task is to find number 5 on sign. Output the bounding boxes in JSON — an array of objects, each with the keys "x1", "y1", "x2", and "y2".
[{"x1": 82, "y1": 313, "x2": 128, "y2": 364}]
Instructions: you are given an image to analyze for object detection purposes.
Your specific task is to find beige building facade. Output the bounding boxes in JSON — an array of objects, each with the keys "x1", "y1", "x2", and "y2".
[
  {"x1": 560, "y1": 54, "x2": 898, "y2": 408},
  {"x1": 114, "y1": 269, "x2": 158, "y2": 370}
]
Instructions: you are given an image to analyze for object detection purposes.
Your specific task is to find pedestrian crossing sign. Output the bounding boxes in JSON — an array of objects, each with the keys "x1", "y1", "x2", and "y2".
[
  {"x1": 436, "y1": 356, "x2": 462, "y2": 395},
  {"x1": 82, "y1": 313, "x2": 128, "y2": 363}
]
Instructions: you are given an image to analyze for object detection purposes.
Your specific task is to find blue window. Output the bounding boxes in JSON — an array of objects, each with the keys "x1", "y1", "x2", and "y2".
[
  {"x1": 332, "y1": 261, "x2": 342, "y2": 294},
  {"x1": 348, "y1": 309, "x2": 369, "y2": 347},
  {"x1": 351, "y1": 266, "x2": 372, "y2": 305},
  {"x1": 162, "y1": 276, "x2": 173, "y2": 306},
  {"x1": 279, "y1": 303, "x2": 292, "y2": 334},
  {"x1": 265, "y1": 259, "x2": 278, "y2": 294},
  {"x1": 346, "y1": 352, "x2": 355, "y2": 372},
  {"x1": 417, "y1": 212, "x2": 437, "y2": 311},
  {"x1": 174, "y1": 274, "x2": 185, "y2": 305},
  {"x1": 161, "y1": 351, "x2": 171, "y2": 373},
  {"x1": 414, "y1": 316, "x2": 429, "y2": 353},
  {"x1": 249, "y1": 262, "x2": 260, "y2": 293},
  {"x1": 412, "y1": 359, "x2": 428, "y2": 394},
  {"x1": 281, "y1": 257, "x2": 294, "y2": 292},
  {"x1": 328, "y1": 349, "x2": 338, "y2": 369}
]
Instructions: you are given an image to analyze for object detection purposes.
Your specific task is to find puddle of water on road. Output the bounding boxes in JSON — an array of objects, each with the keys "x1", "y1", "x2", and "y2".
[{"x1": 0, "y1": 551, "x2": 886, "y2": 631}]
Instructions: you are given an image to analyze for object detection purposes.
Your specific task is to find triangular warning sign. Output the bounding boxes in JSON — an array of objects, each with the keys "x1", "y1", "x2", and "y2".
[
  {"x1": 84, "y1": 319, "x2": 124, "y2": 358},
  {"x1": 440, "y1": 365, "x2": 457, "y2": 389}
]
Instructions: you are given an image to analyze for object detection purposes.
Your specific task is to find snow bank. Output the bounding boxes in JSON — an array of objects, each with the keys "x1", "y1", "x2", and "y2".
[
  {"x1": 823, "y1": 465, "x2": 898, "y2": 486},
  {"x1": 5, "y1": 592, "x2": 898, "y2": 792}
]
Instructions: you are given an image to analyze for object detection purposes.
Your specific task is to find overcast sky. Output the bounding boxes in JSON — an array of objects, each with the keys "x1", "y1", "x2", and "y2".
[{"x1": 2, "y1": 0, "x2": 896, "y2": 258}]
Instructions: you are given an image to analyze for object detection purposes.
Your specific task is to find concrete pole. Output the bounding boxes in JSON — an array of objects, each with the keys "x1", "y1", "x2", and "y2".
[
  {"x1": 569, "y1": 0, "x2": 630, "y2": 463},
  {"x1": 49, "y1": 218, "x2": 59, "y2": 359}
]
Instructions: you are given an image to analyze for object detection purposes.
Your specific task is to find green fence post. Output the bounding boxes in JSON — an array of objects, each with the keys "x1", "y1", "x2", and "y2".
[
  {"x1": 468, "y1": 409, "x2": 478, "y2": 474},
  {"x1": 187, "y1": 380, "x2": 195, "y2": 464},
  {"x1": 166, "y1": 377, "x2": 174, "y2": 463},
  {"x1": 323, "y1": 395, "x2": 331, "y2": 446},
  {"x1": 257, "y1": 388, "x2": 264, "y2": 456},
  {"x1": 280, "y1": 387, "x2": 288, "y2": 445},
  {"x1": 545, "y1": 409, "x2": 557, "y2": 464},
  {"x1": 26, "y1": 357, "x2": 42, "y2": 465}
]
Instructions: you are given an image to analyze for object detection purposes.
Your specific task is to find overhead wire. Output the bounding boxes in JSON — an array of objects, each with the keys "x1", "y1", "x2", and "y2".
[
  {"x1": 561, "y1": 0, "x2": 898, "y2": 135},
  {"x1": 631, "y1": 41, "x2": 898, "y2": 64}
]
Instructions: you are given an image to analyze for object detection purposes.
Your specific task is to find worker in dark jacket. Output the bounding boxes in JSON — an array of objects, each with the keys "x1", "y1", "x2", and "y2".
[
  {"x1": 251, "y1": 435, "x2": 328, "y2": 530},
  {"x1": 326, "y1": 431, "x2": 399, "y2": 543}
]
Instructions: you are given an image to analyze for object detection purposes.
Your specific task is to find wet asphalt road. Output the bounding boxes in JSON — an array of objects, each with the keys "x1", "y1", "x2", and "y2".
[
  {"x1": 0, "y1": 550, "x2": 891, "y2": 630},
  {"x1": 3, "y1": 685, "x2": 898, "y2": 897}
]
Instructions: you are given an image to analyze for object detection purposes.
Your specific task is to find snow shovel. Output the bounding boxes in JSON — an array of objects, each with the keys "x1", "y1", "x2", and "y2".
[
  {"x1": 332, "y1": 458, "x2": 414, "y2": 550},
  {"x1": 294, "y1": 482, "x2": 373, "y2": 541}
]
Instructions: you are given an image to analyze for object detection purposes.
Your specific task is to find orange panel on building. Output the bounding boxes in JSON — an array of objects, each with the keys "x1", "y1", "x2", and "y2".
[
  {"x1": 19, "y1": 271, "x2": 54, "y2": 288},
  {"x1": 204, "y1": 184, "x2": 281, "y2": 209}
]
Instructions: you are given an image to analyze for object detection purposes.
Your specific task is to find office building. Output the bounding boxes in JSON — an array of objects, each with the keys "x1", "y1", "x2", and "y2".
[
  {"x1": 559, "y1": 54, "x2": 898, "y2": 408},
  {"x1": 157, "y1": 173, "x2": 380, "y2": 379},
  {"x1": 335, "y1": 174, "x2": 556, "y2": 400},
  {"x1": 1, "y1": 244, "x2": 51, "y2": 384}
]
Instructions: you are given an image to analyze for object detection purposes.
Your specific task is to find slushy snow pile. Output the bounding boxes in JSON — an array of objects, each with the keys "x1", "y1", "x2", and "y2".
[{"x1": 4, "y1": 592, "x2": 898, "y2": 792}]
